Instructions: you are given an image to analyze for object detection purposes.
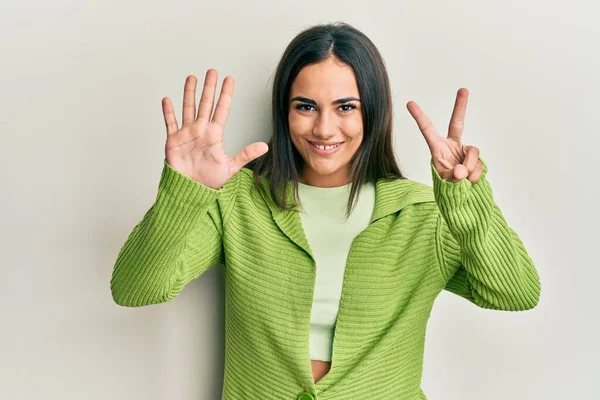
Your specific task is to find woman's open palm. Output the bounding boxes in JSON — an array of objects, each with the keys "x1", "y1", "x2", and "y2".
[{"x1": 162, "y1": 70, "x2": 269, "y2": 189}]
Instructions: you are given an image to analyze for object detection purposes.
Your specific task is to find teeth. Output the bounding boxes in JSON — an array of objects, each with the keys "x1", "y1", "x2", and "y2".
[{"x1": 310, "y1": 141, "x2": 340, "y2": 150}]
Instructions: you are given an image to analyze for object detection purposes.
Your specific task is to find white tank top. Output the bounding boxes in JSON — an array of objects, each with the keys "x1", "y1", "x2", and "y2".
[{"x1": 297, "y1": 180, "x2": 376, "y2": 361}]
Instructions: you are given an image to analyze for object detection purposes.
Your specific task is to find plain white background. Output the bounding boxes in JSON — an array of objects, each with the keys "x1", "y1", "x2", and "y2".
[{"x1": 1, "y1": 0, "x2": 598, "y2": 399}]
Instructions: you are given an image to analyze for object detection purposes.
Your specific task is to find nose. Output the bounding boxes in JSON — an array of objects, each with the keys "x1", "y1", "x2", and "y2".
[{"x1": 312, "y1": 111, "x2": 336, "y2": 140}]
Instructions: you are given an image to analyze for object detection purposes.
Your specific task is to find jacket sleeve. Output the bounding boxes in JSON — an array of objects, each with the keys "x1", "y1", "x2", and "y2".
[
  {"x1": 110, "y1": 159, "x2": 240, "y2": 307},
  {"x1": 432, "y1": 156, "x2": 541, "y2": 311}
]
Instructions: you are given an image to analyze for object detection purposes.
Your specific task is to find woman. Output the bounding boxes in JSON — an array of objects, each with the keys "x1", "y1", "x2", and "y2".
[{"x1": 110, "y1": 22, "x2": 541, "y2": 400}]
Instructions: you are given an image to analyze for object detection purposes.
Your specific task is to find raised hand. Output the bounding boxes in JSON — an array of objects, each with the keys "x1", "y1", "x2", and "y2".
[
  {"x1": 162, "y1": 70, "x2": 269, "y2": 189},
  {"x1": 406, "y1": 88, "x2": 484, "y2": 184}
]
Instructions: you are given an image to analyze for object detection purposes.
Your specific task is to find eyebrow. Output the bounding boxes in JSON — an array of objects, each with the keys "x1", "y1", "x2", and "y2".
[{"x1": 290, "y1": 96, "x2": 361, "y2": 105}]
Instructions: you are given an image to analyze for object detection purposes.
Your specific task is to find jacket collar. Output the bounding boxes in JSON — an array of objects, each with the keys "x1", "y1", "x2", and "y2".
[
  {"x1": 370, "y1": 177, "x2": 435, "y2": 222},
  {"x1": 253, "y1": 173, "x2": 435, "y2": 258}
]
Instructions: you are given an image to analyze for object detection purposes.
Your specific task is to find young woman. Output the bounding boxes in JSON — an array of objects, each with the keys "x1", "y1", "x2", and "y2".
[{"x1": 110, "y1": 22, "x2": 541, "y2": 400}]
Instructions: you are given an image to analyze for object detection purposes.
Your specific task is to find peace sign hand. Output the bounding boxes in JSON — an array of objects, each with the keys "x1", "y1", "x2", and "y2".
[
  {"x1": 406, "y1": 88, "x2": 484, "y2": 184},
  {"x1": 162, "y1": 70, "x2": 269, "y2": 190}
]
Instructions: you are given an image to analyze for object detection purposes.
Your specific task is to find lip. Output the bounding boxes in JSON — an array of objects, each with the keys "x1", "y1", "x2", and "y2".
[
  {"x1": 307, "y1": 139, "x2": 344, "y2": 156},
  {"x1": 307, "y1": 139, "x2": 344, "y2": 146}
]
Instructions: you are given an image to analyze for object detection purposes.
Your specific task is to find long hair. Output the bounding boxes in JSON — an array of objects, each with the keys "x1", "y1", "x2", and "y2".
[{"x1": 247, "y1": 21, "x2": 405, "y2": 217}]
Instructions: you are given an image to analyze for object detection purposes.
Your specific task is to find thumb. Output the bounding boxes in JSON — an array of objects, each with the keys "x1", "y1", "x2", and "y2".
[{"x1": 229, "y1": 142, "x2": 269, "y2": 176}]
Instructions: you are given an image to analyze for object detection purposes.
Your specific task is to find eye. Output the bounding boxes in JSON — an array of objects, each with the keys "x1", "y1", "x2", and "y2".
[
  {"x1": 294, "y1": 103, "x2": 358, "y2": 113},
  {"x1": 339, "y1": 103, "x2": 357, "y2": 113},
  {"x1": 296, "y1": 104, "x2": 316, "y2": 112}
]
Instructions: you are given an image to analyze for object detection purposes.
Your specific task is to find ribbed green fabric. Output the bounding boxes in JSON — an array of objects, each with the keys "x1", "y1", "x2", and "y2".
[{"x1": 110, "y1": 156, "x2": 541, "y2": 400}]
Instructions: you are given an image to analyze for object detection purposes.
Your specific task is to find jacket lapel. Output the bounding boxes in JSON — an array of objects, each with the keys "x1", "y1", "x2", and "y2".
[
  {"x1": 257, "y1": 175, "x2": 435, "y2": 257},
  {"x1": 370, "y1": 177, "x2": 435, "y2": 222},
  {"x1": 257, "y1": 177, "x2": 314, "y2": 258}
]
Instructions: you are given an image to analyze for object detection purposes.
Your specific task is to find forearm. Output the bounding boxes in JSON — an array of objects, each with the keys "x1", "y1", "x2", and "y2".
[
  {"x1": 110, "y1": 160, "x2": 225, "y2": 307},
  {"x1": 433, "y1": 157, "x2": 541, "y2": 311}
]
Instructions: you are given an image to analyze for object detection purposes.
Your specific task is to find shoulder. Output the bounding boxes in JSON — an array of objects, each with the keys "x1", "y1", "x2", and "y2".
[
  {"x1": 236, "y1": 166, "x2": 260, "y2": 188},
  {"x1": 229, "y1": 166, "x2": 270, "y2": 201},
  {"x1": 220, "y1": 166, "x2": 257, "y2": 190}
]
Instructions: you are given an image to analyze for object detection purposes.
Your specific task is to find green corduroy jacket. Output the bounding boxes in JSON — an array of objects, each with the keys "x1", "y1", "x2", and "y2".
[{"x1": 110, "y1": 156, "x2": 541, "y2": 400}]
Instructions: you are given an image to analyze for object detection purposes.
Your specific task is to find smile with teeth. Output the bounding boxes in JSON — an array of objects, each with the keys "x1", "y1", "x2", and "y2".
[{"x1": 308, "y1": 141, "x2": 342, "y2": 150}]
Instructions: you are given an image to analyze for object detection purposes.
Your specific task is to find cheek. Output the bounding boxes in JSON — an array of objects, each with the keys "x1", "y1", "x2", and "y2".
[
  {"x1": 342, "y1": 117, "x2": 363, "y2": 142},
  {"x1": 288, "y1": 114, "x2": 308, "y2": 135}
]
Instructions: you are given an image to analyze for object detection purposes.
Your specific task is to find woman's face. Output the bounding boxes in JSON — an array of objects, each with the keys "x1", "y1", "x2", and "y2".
[{"x1": 288, "y1": 57, "x2": 363, "y2": 187}]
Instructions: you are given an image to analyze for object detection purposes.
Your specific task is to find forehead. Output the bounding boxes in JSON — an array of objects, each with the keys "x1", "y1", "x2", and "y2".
[{"x1": 290, "y1": 58, "x2": 359, "y2": 98}]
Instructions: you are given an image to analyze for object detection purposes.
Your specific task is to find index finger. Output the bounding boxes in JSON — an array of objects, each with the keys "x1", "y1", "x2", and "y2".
[{"x1": 406, "y1": 100, "x2": 440, "y2": 150}]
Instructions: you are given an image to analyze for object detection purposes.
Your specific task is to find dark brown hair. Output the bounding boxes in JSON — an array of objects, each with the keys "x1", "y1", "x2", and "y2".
[{"x1": 246, "y1": 21, "x2": 405, "y2": 217}]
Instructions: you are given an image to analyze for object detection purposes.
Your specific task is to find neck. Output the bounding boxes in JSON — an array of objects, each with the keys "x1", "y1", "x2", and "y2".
[{"x1": 298, "y1": 165, "x2": 352, "y2": 188}]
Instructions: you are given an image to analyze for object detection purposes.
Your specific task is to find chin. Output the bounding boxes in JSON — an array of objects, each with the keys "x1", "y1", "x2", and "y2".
[
  {"x1": 312, "y1": 168, "x2": 338, "y2": 177},
  {"x1": 307, "y1": 159, "x2": 339, "y2": 174},
  {"x1": 309, "y1": 161, "x2": 348, "y2": 179}
]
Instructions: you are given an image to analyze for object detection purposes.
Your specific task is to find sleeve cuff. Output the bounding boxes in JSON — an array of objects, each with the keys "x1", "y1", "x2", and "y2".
[
  {"x1": 430, "y1": 156, "x2": 489, "y2": 205},
  {"x1": 157, "y1": 158, "x2": 221, "y2": 208}
]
